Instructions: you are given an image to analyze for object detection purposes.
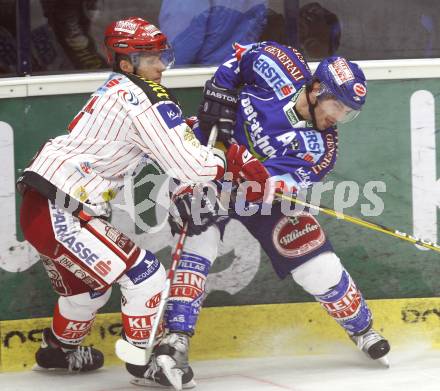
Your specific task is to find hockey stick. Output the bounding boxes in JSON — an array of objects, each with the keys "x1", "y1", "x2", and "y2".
[
  {"x1": 275, "y1": 192, "x2": 440, "y2": 254},
  {"x1": 115, "y1": 125, "x2": 219, "y2": 366},
  {"x1": 115, "y1": 222, "x2": 188, "y2": 365},
  {"x1": 145, "y1": 221, "x2": 188, "y2": 360}
]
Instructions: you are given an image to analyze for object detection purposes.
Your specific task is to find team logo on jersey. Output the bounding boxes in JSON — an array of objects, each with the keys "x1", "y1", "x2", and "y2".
[
  {"x1": 283, "y1": 101, "x2": 299, "y2": 127},
  {"x1": 311, "y1": 133, "x2": 337, "y2": 175},
  {"x1": 157, "y1": 102, "x2": 184, "y2": 129},
  {"x1": 123, "y1": 315, "x2": 154, "y2": 340},
  {"x1": 297, "y1": 152, "x2": 315, "y2": 162},
  {"x1": 234, "y1": 42, "x2": 254, "y2": 61},
  {"x1": 241, "y1": 96, "x2": 276, "y2": 158},
  {"x1": 60, "y1": 319, "x2": 94, "y2": 343},
  {"x1": 118, "y1": 89, "x2": 139, "y2": 105},
  {"x1": 300, "y1": 130, "x2": 325, "y2": 154},
  {"x1": 272, "y1": 213, "x2": 326, "y2": 258},
  {"x1": 73, "y1": 186, "x2": 88, "y2": 202},
  {"x1": 291, "y1": 139, "x2": 301, "y2": 151},
  {"x1": 80, "y1": 161, "x2": 92, "y2": 174},
  {"x1": 183, "y1": 126, "x2": 201, "y2": 148},
  {"x1": 102, "y1": 188, "x2": 117, "y2": 202},
  {"x1": 105, "y1": 78, "x2": 120, "y2": 89},
  {"x1": 89, "y1": 290, "x2": 107, "y2": 299},
  {"x1": 125, "y1": 251, "x2": 160, "y2": 285},
  {"x1": 253, "y1": 54, "x2": 296, "y2": 100},
  {"x1": 40, "y1": 256, "x2": 72, "y2": 295},
  {"x1": 294, "y1": 167, "x2": 312, "y2": 188},
  {"x1": 146, "y1": 292, "x2": 161, "y2": 308},
  {"x1": 168, "y1": 256, "x2": 210, "y2": 303},
  {"x1": 55, "y1": 254, "x2": 105, "y2": 290},
  {"x1": 321, "y1": 279, "x2": 363, "y2": 321},
  {"x1": 263, "y1": 45, "x2": 307, "y2": 81},
  {"x1": 104, "y1": 225, "x2": 136, "y2": 256}
]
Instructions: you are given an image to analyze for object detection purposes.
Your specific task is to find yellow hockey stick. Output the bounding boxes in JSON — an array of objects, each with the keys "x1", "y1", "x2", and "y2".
[{"x1": 276, "y1": 192, "x2": 440, "y2": 254}]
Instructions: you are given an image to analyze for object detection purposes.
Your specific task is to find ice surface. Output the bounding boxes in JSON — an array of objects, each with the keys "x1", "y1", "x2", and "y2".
[{"x1": 0, "y1": 347, "x2": 438, "y2": 391}]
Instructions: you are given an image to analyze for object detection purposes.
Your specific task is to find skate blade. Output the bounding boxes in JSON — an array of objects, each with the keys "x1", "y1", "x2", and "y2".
[
  {"x1": 32, "y1": 364, "x2": 69, "y2": 373},
  {"x1": 156, "y1": 355, "x2": 183, "y2": 391},
  {"x1": 131, "y1": 377, "x2": 196, "y2": 389},
  {"x1": 377, "y1": 355, "x2": 390, "y2": 368}
]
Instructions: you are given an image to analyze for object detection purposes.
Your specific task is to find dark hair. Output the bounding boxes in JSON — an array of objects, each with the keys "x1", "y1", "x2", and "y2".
[{"x1": 113, "y1": 53, "x2": 131, "y2": 72}]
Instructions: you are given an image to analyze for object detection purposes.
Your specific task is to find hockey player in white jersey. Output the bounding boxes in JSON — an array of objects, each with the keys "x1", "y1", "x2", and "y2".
[{"x1": 16, "y1": 17, "x2": 254, "y2": 379}]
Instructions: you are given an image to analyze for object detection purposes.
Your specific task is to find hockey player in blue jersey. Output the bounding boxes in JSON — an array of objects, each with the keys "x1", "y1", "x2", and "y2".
[{"x1": 134, "y1": 42, "x2": 390, "y2": 390}]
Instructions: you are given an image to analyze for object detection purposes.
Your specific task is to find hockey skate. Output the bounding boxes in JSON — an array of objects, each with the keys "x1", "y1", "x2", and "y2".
[
  {"x1": 350, "y1": 326, "x2": 390, "y2": 367},
  {"x1": 129, "y1": 333, "x2": 196, "y2": 390},
  {"x1": 33, "y1": 328, "x2": 104, "y2": 372}
]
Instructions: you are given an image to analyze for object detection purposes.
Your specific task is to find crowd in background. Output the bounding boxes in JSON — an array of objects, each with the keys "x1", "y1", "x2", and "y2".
[{"x1": 0, "y1": 0, "x2": 438, "y2": 76}]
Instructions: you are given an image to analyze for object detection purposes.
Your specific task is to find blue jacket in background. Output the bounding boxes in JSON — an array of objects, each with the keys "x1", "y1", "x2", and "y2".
[{"x1": 159, "y1": 0, "x2": 267, "y2": 65}]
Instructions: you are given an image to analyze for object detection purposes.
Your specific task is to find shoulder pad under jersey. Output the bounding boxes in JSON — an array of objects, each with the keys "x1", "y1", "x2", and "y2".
[{"x1": 125, "y1": 73, "x2": 180, "y2": 105}]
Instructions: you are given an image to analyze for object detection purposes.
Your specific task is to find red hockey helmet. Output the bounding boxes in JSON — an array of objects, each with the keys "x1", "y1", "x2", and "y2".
[{"x1": 104, "y1": 17, "x2": 174, "y2": 68}]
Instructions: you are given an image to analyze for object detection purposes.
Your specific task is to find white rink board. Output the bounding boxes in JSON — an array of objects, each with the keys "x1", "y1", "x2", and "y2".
[{"x1": 0, "y1": 347, "x2": 438, "y2": 391}]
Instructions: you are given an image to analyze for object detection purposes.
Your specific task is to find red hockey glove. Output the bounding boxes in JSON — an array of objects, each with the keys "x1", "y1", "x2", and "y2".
[
  {"x1": 184, "y1": 116, "x2": 198, "y2": 129},
  {"x1": 225, "y1": 144, "x2": 270, "y2": 202}
]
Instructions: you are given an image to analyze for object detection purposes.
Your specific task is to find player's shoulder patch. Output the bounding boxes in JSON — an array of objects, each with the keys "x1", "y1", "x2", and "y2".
[
  {"x1": 156, "y1": 102, "x2": 184, "y2": 129},
  {"x1": 125, "y1": 73, "x2": 179, "y2": 105},
  {"x1": 96, "y1": 73, "x2": 125, "y2": 95}
]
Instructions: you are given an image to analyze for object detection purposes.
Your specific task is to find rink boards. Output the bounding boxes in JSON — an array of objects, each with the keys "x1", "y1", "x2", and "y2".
[
  {"x1": 1, "y1": 70, "x2": 440, "y2": 375},
  {"x1": 1, "y1": 297, "x2": 439, "y2": 372}
]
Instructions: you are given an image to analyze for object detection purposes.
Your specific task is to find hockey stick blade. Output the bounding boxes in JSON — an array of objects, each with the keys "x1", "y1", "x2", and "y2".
[
  {"x1": 115, "y1": 338, "x2": 149, "y2": 366},
  {"x1": 114, "y1": 279, "x2": 172, "y2": 366}
]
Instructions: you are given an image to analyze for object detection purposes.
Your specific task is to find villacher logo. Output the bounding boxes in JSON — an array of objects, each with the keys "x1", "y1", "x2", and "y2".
[{"x1": 272, "y1": 213, "x2": 326, "y2": 258}]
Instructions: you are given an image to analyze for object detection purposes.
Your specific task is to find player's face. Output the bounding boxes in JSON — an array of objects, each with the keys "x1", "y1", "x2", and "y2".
[
  {"x1": 314, "y1": 97, "x2": 360, "y2": 130},
  {"x1": 135, "y1": 54, "x2": 167, "y2": 83}
]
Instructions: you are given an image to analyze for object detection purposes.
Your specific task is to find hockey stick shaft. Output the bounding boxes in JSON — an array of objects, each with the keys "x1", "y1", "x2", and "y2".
[
  {"x1": 143, "y1": 125, "x2": 220, "y2": 360},
  {"x1": 276, "y1": 192, "x2": 440, "y2": 253},
  {"x1": 143, "y1": 222, "x2": 188, "y2": 360},
  {"x1": 115, "y1": 125, "x2": 218, "y2": 365}
]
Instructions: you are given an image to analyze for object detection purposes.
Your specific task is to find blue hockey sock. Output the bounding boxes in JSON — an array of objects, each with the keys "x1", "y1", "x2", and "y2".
[
  {"x1": 314, "y1": 270, "x2": 372, "y2": 335},
  {"x1": 165, "y1": 252, "x2": 212, "y2": 334}
]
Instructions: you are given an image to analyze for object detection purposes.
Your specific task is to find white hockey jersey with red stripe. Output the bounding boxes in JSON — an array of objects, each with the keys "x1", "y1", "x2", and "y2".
[{"x1": 26, "y1": 72, "x2": 223, "y2": 208}]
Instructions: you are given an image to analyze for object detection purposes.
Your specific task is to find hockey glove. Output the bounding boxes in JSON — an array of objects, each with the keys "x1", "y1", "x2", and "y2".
[
  {"x1": 168, "y1": 183, "x2": 226, "y2": 236},
  {"x1": 226, "y1": 144, "x2": 270, "y2": 203},
  {"x1": 197, "y1": 78, "x2": 238, "y2": 144},
  {"x1": 184, "y1": 116, "x2": 198, "y2": 130}
]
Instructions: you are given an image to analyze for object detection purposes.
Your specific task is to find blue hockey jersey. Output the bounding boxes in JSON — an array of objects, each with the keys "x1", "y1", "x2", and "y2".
[{"x1": 210, "y1": 41, "x2": 338, "y2": 191}]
